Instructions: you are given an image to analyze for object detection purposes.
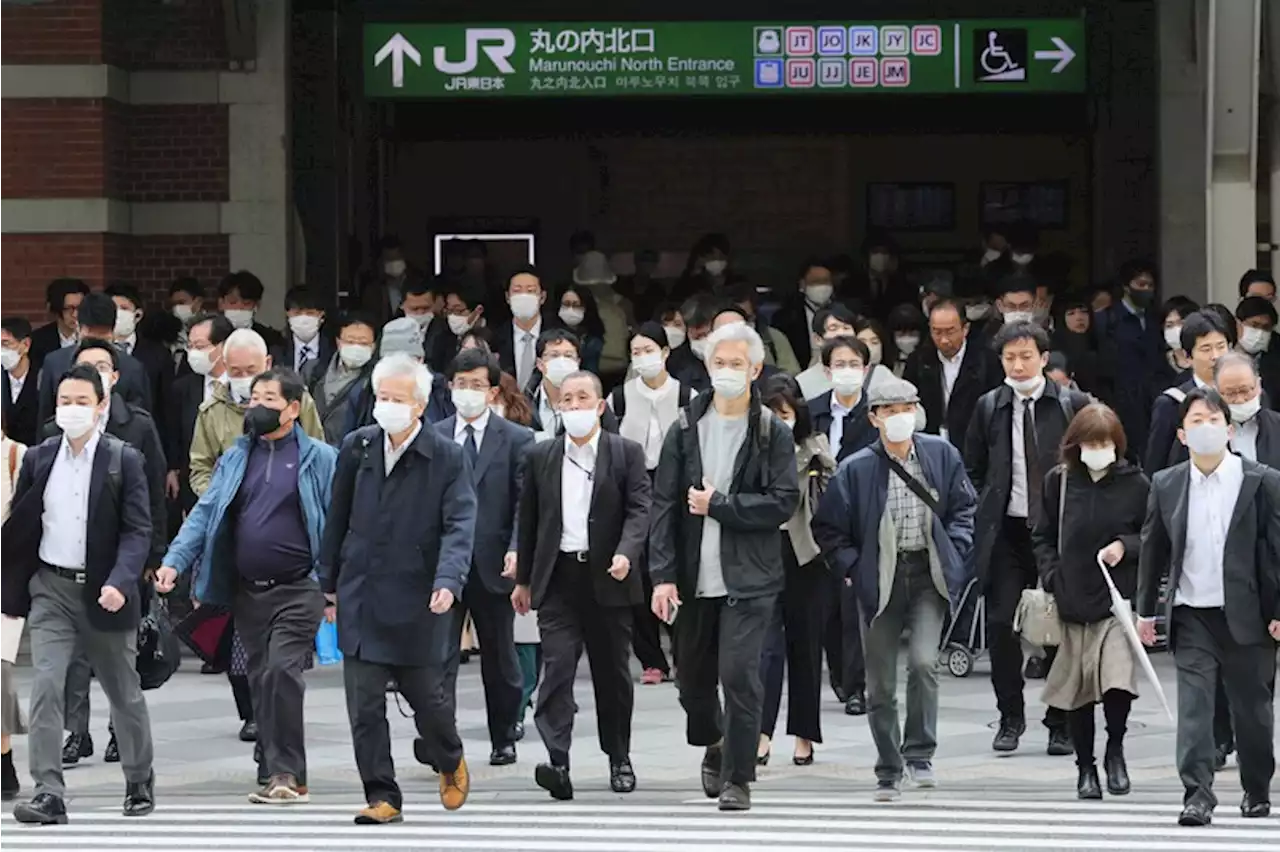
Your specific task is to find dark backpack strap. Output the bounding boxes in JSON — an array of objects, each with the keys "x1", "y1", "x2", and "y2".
[
  {"x1": 105, "y1": 436, "x2": 124, "y2": 498},
  {"x1": 877, "y1": 445, "x2": 942, "y2": 516},
  {"x1": 677, "y1": 383, "x2": 691, "y2": 407},
  {"x1": 610, "y1": 385, "x2": 626, "y2": 419}
]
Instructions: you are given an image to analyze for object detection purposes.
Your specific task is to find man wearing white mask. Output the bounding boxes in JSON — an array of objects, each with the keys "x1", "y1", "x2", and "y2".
[
  {"x1": 105, "y1": 284, "x2": 170, "y2": 430},
  {"x1": 511, "y1": 370, "x2": 651, "y2": 801},
  {"x1": 813, "y1": 377, "x2": 976, "y2": 801},
  {"x1": 809, "y1": 337, "x2": 878, "y2": 464},
  {"x1": 360, "y1": 236, "x2": 418, "y2": 326},
  {"x1": 311, "y1": 316, "x2": 377, "y2": 445},
  {"x1": 770, "y1": 258, "x2": 837, "y2": 369},
  {"x1": 1213, "y1": 352, "x2": 1280, "y2": 467},
  {"x1": 272, "y1": 286, "x2": 332, "y2": 382},
  {"x1": 795, "y1": 305, "x2": 858, "y2": 401},
  {"x1": 650, "y1": 322, "x2": 799, "y2": 811},
  {"x1": 495, "y1": 267, "x2": 548, "y2": 391},
  {"x1": 216, "y1": 271, "x2": 283, "y2": 349},
  {"x1": 526, "y1": 329, "x2": 619, "y2": 439},
  {"x1": 1234, "y1": 296, "x2": 1280, "y2": 409}
]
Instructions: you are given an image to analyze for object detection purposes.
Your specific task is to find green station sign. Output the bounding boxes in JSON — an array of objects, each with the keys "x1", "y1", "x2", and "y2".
[{"x1": 364, "y1": 19, "x2": 1086, "y2": 98}]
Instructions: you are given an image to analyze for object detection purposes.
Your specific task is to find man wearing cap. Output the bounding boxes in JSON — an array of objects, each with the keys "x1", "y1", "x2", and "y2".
[
  {"x1": 342, "y1": 317, "x2": 455, "y2": 436},
  {"x1": 813, "y1": 377, "x2": 976, "y2": 802}
]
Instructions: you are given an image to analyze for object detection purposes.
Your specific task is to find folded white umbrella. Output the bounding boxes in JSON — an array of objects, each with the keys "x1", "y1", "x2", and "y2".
[{"x1": 1097, "y1": 553, "x2": 1174, "y2": 722}]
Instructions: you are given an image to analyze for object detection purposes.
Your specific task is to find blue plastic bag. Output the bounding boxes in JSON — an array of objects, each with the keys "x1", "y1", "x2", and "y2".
[{"x1": 315, "y1": 621, "x2": 342, "y2": 665}]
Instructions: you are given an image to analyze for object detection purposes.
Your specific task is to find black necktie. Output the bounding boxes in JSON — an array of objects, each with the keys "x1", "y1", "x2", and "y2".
[
  {"x1": 464, "y1": 424, "x2": 479, "y2": 467},
  {"x1": 1023, "y1": 399, "x2": 1042, "y2": 527},
  {"x1": 298, "y1": 346, "x2": 312, "y2": 371}
]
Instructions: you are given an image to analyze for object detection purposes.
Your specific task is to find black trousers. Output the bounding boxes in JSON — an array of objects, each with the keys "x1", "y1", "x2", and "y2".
[
  {"x1": 534, "y1": 556, "x2": 635, "y2": 768},
  {"x1": 675, "y1": 593, "x2": 775, "y2": 787},
  {"x1": 344, "y1": 654, "x2": 462, "y2": 809},
  {"x1": 760, "y1": 539, "x2": 824, "y2": 743},
  {"x1": 442, "y1": 576, "x2": 523, "y2": 749},
  {"x1": 822, "y1": 572, "x2": 866, "y2": 697},
  {"x1": 1213, "y1": 674, "x2": 1234, "y2": 752},
  {"x1": 632, "y1": 567, "x2": 671, "y2": 674},
  {"x1": 1171, "y1": 606, "x2": 1276, "y2": 809},
  {"x1": 984, "y1": 516, "x2": 1065, "y2": 730}
]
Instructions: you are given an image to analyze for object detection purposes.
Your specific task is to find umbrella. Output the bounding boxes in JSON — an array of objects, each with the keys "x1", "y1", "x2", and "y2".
[
  {"x1": 172, "y1": 605, "x2": 234, "y2": 670},
  {"x1": 1097, "y1": 553, "x2": 1174, "y2": 722}
]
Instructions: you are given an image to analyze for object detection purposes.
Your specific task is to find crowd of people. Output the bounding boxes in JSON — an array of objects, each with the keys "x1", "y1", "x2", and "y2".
[{"x1": 0, "y1": 226, "x2": 1278, "y2": 828}]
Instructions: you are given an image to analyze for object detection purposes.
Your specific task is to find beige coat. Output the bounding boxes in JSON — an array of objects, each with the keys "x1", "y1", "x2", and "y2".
[{"x1": 785, "y1": 435, "x2": 835, "y2": 566}]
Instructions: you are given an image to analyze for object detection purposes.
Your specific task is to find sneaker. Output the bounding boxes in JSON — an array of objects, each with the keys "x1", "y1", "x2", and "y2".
[
  {"x1": 248, "y1": 774, "x2": 310, "y2": 805},
  {"x1": 906, "y1": 762, "x2": 936, "y2": 788},
  {"x1": 873, "y1": 778, "x2": 901, "y2": 802},
  {"x1": 640, "y1": 668, "x2": 665, "y2": 685},
  {"x1": 992, "y1": 717, "x2": 1026, "y2": 752},
  {"x1": 355, "y1": 801, "x2": 403, "y2": 825}
]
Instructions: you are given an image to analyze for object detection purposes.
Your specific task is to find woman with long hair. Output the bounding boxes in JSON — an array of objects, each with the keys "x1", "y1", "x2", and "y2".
[{"x1": 551, "y1": 283, "x2": 605, "y2": 375}]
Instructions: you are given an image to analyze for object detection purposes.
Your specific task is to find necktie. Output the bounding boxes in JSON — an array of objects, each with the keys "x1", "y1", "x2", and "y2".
[
  {"x1": 464, "y1": 424, "x2": 479, "y2": 467},
  {"x1": 517, "y1": 333, "x2": 535, "y2": 390},
  {"x1": 1022, "y1": 399, "x2": 1042, "y2": 527},
  {"x1": 298, "y1": 346, "x2": 312, "y2": 372}
]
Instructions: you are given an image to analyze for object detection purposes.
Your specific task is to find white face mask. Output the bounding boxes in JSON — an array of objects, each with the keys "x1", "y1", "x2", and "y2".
[
  {"x1": 868, "y1": 252, "x2": 891, "y2": 274},
  {"x1": 690, "y1": 338, "x2": 711, "y2": 362},
  {"x1": 1184, "y1": 422, "x2": 1230, "y2": 455},
  {"x1": 711, "y1": 368, "x2": 749, "y2": 399},
  {"x1": 561, "y1": 408, "x2": 599, "y2": 439},
  {"x1": 543, "y1": 356, "x2": 579, "y2": 387},
  {"x1": 780, "y1": 416, "x2": 797, "y2": 430},
  {"x1": 451, "y1": 388, "x2": 489, "y2": 419},
  {"x1": 172, "y1": 304, "x2": 194, "y2": 323},
  {"x1": 339, "y1": 344, "x2": 373, "y2": 370},
  {"x1": 664, "y1": 325, "x2": 686, "y2": 350},
  {"x1": 981, "y1": 248, "x2": 1004, "y2": 266},
  {"x1": 0, "y1": 348, "x2": 21, "y2": 372},
  {"x1": 864, "y1": 342, "x2": 883, "y2": 365},
  {"x1": 373, "y1": 400, "x2": 415, "y2": 434},
  {"x1": 632, "y1": 352, "x2": 665, "y2": 380},
  {"x1": 1228, "y1": 395, "x2": 1261, "y2": 423},
  {"x1": 408, "y1": 312, "x2": 433, "y2": 330},
  {"x1": 187, "y1": 348, "x2": 216, "y2": 376},
  {"x1": 703, "y1": 259, "x2": 728, "y2": 276},
  {"x1": 224, "y1": 309, "x2": 255, "y2": 330},
  {"x1": 1005, "y1": 374, "x2": 1045, "y2": 395},
  {"x1": 229, "y1": 376, "x2": 254, "y2": 402},
  {"x1": 830, "y1": 367, "x2": 865, "y2": 397},
  {"x1": 447, "y1": 314, "x2": 473, "y2": 336},
  {"x1": 1079, "y1": 445, "x2": 1116, "y2": 472},
  {"x1": 559, "y1": 307, "x2": 585, "y2": 327},
  {"x1": 114, "y1": 308, "x2": 138, "y2": 338},
  {"x1": 289, "y1": 315, "x2": 321, "y2": 343},
  {"x1": 894, "y1": 334, "x2": 921, "y2": 356},
  {"x1": 1240, "y1": 326, "x2": 1272, "y2": 354},
  {"x1": 966, "y1": 303, "x2": 992, "y2": 321},
  {"x1": 880, "y1": 411, "x2": 917, "y2": 443},
  {"x1": 1003, "y1": 310, "x2": 1035, "y2": 326},
  {"x1": 384, "y1": 259, "x2": 407, "y2": 278},
  {"x1": 1011, "y1": 252, "x2": 1034, "y2": 266},
  {"x1": 805, "y1": 284, "x2": 834, "y2": 306},
  {"x1": 509, "y1": 293, "x2": 541, "y2": 321},
  {"x1": 1163, "y1": 326, "x2": 1183, "y2": 351},
  {"x1": 56, "y1": 404, "x2": 99, "y2": 439}
]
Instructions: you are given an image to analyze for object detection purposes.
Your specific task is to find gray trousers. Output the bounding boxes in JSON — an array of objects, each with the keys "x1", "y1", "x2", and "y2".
[
  {"x1": 862, "y1": 553, "x2": 948, "y2": 783},
  {"x1": 63, "y1": 645, "x2": 92, "y2": 735},
  {"x1": 27, "y1": 570, "x2": 153, "y2": 797},
  {"x1": 235, "y1": 578, "x2": 323, "y2": 783}
]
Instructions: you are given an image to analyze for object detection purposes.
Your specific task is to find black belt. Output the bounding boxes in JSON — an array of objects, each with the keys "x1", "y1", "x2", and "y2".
[
  {"x1": 41, "y1": 562, "x2": 87, "y2": 585},
  {"x1": 559, "y1": 551, "x2": 590, "y2": 563},
  {"x1": 242, "y1": 572, "x2": 309, "y2": 591}
]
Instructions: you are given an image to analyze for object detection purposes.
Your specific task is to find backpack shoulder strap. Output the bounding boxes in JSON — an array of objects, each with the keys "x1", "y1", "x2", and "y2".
[
  {"x1": 610, "y1": 385, "x2": 626, "y2": 419},
  {"x1": 677, "y1": 383, "x2": 691, "y2": 407},
  {"x1": 1163, "y1": 387, "x2": 1187, "y2": 404},
  {"x1": 105, "y1": 436, "x2": 124, "y2": 496}
]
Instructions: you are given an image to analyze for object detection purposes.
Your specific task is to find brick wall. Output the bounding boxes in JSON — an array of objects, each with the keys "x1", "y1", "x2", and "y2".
[
  {"x1": 1, "y1": 234, "x2": 108, "y2": 316},
  {"x1": 120, "y1": 235, "x2": 230, "y2": 304},
  {"x1": 1, "y1": 100, "x2": 113, "y2": 198},
  {"x1": 125, "y1": 105, "x2": 229, "y2": 202},
  {"x1": 1, "y1": 0, "x2": 103, "y2": 65}
]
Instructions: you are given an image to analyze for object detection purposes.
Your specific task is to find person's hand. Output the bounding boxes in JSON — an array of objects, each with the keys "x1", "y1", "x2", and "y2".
[
  {"x1": 501, "y1": 551, "x2": 518, "y2": 580},
  {"x1": 608, "y1": 554, "x2": 630, "y2": 582},
  {"x1": 429, "y1": 588, "x2": 455, "y2": 615},
  {"x1": 323, "y1": 592, "x2": 337, "y2": 623},
  {"x1": 511, "y1": 584, "x2": 532, "y2": 615},
  {"x1": 165, "y1": 471, "x2": 181, "y2": 500},
  {"x1": 98, "y1": 586, "x2": 125, "y2": 613},
  {"x1": 844, "y1": 577, "x2": 852, "y2": 587},
  {"x1": 1268, "y1": 620, "x2": 1280, "y2": 642},
  {"x1": 687, "y1": 478, "x2": 715, "y2": 516},
  {"x1": 651, "y1": 582, "x2": 681, "y2": 622},
  {"x1": 1137, "y1": 617, "x2": 1157, "y2": 647},
  {"x1": 1098, "y1": 540, "x2": 1126, "y2": 567},
  {"x1": 154, "y1": 566, "x2": 178, "y2": 594}
]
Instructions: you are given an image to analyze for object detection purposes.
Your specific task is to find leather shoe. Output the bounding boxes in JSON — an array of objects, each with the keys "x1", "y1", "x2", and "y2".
[
  {"x1": 1046, "y1": 727, "x2": 1072, "y2": 756},
  {"x1": 512, "y1": 720, "x2": 525, "y2": 742},
  {"x1": 122, "y1": 771, "x2": 155, "y2": 817},
  {"x1": 1241, "y1": 794, "x2": 1271, "y2": 818},
  {"x1": 13, "y1": 792, "x2": 68, "y2": 825},
  {"x1": 992, "y1": 718, "x2": 1026, "y2": 752},
  {"x1": 1213, "y1": 745, "x2": 1231, "y2": 771},
  {"x1": 104, "y1": 734, "x2": 120, "y2": 764},
  {"x1": 832, "y1": 684, "x2": 848, "y2": 704},
  {"x1": 844, "y1": 692, "x2": 867, "y2": 716},
  {"x1": 489, "y1": 744, "x2": 517, "y2": 766},
  {"x1": 1076, "y1": 764, "x2": 1102, "y2": 800},
  {"x1": 61, "y1": 732, "x2": 92, "y2": 767},
  {"x1": 700, "y1": 745, "x2": 723, "y2": 799},
  {"x1": 1178, "y1": 802, "x2": 1213, "y2": 826},
  {"x1": 239, "y1": 721, "x2": 258, "y2": 743},
  {"x1": 610, "y1": 759, "x2": 636, "y2": 793},
  {"x1": 718, "y1": 782, "x2": 751, "y2": 811},
  {"x1": 1103, "y1": 745, "x2": 1130, "y2": 795},
  {"x1": 534, "y1": 762, "x2": 573, "y2": 801}
]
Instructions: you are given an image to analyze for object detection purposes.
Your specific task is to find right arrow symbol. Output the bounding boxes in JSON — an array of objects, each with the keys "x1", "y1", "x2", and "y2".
[
  {"x1": 375, "y1": 33, "x2": 422, "y2": 88},
  {"x1": 1034, "y1": 36, "x2": 1076, "y2": 74}
]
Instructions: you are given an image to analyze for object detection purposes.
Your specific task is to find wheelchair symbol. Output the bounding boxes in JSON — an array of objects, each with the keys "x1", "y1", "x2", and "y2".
[{"x1": 977, "y1": 31, "x2": 1027, "y2": 82}]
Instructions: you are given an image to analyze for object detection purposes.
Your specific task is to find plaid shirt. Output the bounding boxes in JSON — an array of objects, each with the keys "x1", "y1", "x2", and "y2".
[{"x1": 886, "y1": 446, "x2": 929, "y2": 552}]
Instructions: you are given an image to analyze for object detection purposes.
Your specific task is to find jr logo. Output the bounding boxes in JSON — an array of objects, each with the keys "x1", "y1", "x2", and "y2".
[{"x1": 433, "y1": 28, "x2": 516, "y2": 74}]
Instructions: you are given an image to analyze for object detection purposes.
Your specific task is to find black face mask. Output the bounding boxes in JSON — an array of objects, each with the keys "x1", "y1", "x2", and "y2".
[
  {"x1": 244, "y1": 405, "x2": 283, "y2": 437},
  {"x1": 1127, "y1": 288, "x2": 1154, "y2": 308}
]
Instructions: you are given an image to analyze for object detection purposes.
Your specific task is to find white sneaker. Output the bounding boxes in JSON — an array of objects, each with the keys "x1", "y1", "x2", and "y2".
[
  {"x1": 248, "y1": 775, "x2": 310, "y2": 805},
  {"x1": 906, "y1": 762, "x2": 937, "y2": 788}
]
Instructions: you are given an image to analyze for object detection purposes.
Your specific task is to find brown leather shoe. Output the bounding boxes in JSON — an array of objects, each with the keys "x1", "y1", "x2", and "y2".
[
  {"x1": 354, "y1": 801, "x2": 403, "y2": 824},
  {"x1": 439, "y1": 756, "x2": 470, "y2": 811}
]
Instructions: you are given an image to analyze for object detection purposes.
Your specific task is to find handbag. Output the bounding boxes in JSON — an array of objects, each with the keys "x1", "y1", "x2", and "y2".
[
  {"x1": 1014, "y1": 466, "x2": 1067, "y2": 647},
  {"x1": 136, "y1": 595, "x2": 182, "y2": 690},
  {"x1": 315, "y1": 620, "x2": 343, "y2": 665}
]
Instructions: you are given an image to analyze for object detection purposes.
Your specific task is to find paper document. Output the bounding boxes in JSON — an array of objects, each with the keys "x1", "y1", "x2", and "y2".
[{"x1": 1, "y1": 616, "x2": 24, "y2": 665}]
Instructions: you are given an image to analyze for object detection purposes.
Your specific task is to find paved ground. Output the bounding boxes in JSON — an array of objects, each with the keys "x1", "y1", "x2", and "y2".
[{"x1": 3, "y1": 648, "x2": 1277, "y2": 850}]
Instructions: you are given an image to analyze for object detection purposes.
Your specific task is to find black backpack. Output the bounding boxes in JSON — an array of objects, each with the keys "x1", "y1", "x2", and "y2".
[{"x1": 610, "y1": 381, "x2": 693, "y2": 419}]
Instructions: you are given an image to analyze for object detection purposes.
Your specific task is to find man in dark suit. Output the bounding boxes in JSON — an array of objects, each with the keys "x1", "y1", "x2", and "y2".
[
  {"x1": 525, "y1": 329, "x2": 621, "y2": 437},
  {"x1": 216, "y1": 270, "x2": 284, "y2": 349},
  {"x1": 492, "y1": 266, "x2": 553, "y2": 389},
  {"x1": 1138, "y1": 387, "x2": 1280, "y2": 826},
  {"x1": 1145, "y1": 310, "x2": 1233, "y2": 473},
  {"x1": 905, "y1": 299, "x2": 1003, "y2": 453},
  {"x1": 27, "y1": 278, "x2": 89, "y2": 377},
  {"x1": 317, "y1": 353, "x2": 475, "y2": 820},
  {"x1": 1, "y1": 364, "x2": 156, "y2": 824},
  {"x1": 436, "y1": 348, "x2": 533, "y2": 767},
  {"x1": 512, "y1": 370, "x2": 651, "y2": 801},
  {"x1": 270, "y1": 286, "x2": 335, "y2": 385},
  {"x1": 105, "y1": 283, "x2": 172, "y2": 438},
  {"x1": 165, "y1": 314, "x2": 234, "y2": 520},
  {"x1": 2, "y1": 317, "x2": 40, "y2": 446},
  {"x1": 38, "y1": 293, "x2": 151, "y2": 427},
  {"x1": 1215, "y1": 352, "x2": 1280, "y2": 468}
]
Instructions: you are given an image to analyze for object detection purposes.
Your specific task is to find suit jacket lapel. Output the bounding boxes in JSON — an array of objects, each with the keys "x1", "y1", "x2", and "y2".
[
  {"x1": 1257, "y1": 416, "x2": 1274, "y2": 466},
  {"x1": 1227, "y1": 466, "x2": 1262, "y2": 536},
  {"x1": 1169, "y1": 470, "x2": 1189, "y2": 566},
  {"x1": 590, "y1": 433, "x2": 611, "y2": 512},
  {"x1": 546, "y1": 438, "x2": 564, "y2": 532},
  {"x1": 473, "y1": 418, "x2": 502, "y2": 482},
  {"x1": 88, "y1": 440, "x2": 110, "y2": 526}
]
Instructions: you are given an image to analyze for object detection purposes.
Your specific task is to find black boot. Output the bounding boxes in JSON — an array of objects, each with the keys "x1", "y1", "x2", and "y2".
[
  {"x1": 1103, "y1": 742, "x2": 1130, "y2": 795},
  {"x1": 122, "y1": 771, "x2": 155, "y2": 817},
  {"x1": 1, "y1": 751, "x2": 20, "y2": 801},
  {"x1": 1076, "y1": 764, "x2": 1102, "y2": 800}
]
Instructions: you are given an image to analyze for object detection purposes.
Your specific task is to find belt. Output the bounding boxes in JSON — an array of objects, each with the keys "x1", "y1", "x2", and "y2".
[
  {"x1": 558, "y1": 550, "x2": 590, "y2": 563},
  {"x1": 242, "y1": 573, "x2": 308, "y2": 591},
  {"x1": 41, "y1": 562, "x2": 87, "y2": 585}
]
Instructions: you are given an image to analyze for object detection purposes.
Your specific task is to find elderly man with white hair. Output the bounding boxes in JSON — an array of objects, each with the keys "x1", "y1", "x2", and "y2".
[
  {"x1": 649, "y1": 321, "x2": 799, "y2": 812},
  {"x1": 319, "y1": 353, "x2": 477, "y2": 821}
]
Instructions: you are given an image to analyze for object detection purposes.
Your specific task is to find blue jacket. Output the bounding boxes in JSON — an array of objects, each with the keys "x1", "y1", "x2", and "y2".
[
  {"x1": 812, "y1": 434, "x2": 976, "y2": 624},
  {"x1": 162, "y1": 424, "x2": 338, "y2": 607}
]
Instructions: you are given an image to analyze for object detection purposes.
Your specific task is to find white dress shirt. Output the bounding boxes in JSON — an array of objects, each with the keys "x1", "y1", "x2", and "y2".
[
  {"x1": 384, "y1": 420, "x2": 421, "y2": 476},
  {"x1": 1231, "y1": 415, "x2": 1259, "y2": 462},
  {"x1": 939, "y1": 340, "x2": 967, "y2": 407},
  {"x1": 6, "y1": 371, "x2": 25, "y2": 404},
  {"x1": 39, "y1": 430, "x2": 102, "y2": 569},
  {"x1": 202, "y1": 374, "x2": 218, "y2": 404},
  {"x1": 1007, "y1": 380, "x2": 1046, "y2": 519},
  {"x1": 536, "y1": 387, "x2": 559, "y2": 437},
  {"x1": 559, "y1": 430, "x2": 599, "y2": 552},
  {"x1": 119, "y1": 334, "x2": 137, "y2": 356},
  {"x1": 513, "y1": 318, "x2": 542, "y2": 389},
  {"x1": 1175, "y1": 452, "x2": 1243, "y2": 608},
  {"x1": 454, "y1": 408, "x2": 491, "y2": 452},
  {"x1": 293, "y1": 337, "x2": 318, "y2": 370},
  {"x1": 59, "y1": 330, "x2": 77, "y2": 349},
  {"x1": 827, "y1": 393, "x2": 858, "y2": 453}
]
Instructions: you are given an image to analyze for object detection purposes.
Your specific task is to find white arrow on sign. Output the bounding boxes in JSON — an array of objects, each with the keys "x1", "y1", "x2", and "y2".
[
  {"x1": 1034, "y1": 36, "x2": 1076, "y2": 74},
  {"x1": 374, "y1": 33, "x2": 422, "y2": 88}
]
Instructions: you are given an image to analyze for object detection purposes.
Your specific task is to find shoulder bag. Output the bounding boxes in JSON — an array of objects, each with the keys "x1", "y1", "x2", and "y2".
[{"x1": 1013, "y1": 465, "x2": 1066, "y2": 647}]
